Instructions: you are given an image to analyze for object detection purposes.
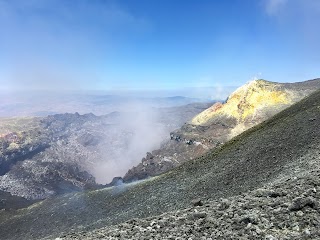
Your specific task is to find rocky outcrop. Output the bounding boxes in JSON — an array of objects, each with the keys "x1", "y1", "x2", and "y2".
[
  {"x1": 0, "y1": 161, "x2": 96, "y2": 200},
  {"x1": 0, "y1": 119, "x2": 50, "y2": 175},
  {"x1": 0, "y1": 113, "x2": 103, "y2": 200},
  {"x1": 123, "y1": 78, "x2": 320, "y2": 182}
]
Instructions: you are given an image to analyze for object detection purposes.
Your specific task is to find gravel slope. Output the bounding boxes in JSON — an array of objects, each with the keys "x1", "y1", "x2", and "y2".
[
  {"x1": 61, "y1": 168, "x2": 320, "y2": 239},
  {"x1": 1, "y1": 89, "x2": 320, "y2": 239}
]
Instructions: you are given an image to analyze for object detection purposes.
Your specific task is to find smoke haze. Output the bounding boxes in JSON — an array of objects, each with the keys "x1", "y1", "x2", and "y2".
[{"x1": 92, "y1": 104, "x2": 167, "y2": 183}]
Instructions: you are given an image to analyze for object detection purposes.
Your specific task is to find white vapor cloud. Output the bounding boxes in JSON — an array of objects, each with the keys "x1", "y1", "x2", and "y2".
[
  {"x1": 264, "y1": 0, "x2": 288, "y2": 16},
  {"x1": 91, "y1": 103, "x2": 168, "y2": 184},
  {"x1": 263, "y1": 0, "x2": 320, "y2": 62}
]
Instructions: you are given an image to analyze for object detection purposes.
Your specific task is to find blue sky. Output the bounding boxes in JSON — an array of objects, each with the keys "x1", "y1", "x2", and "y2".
[{"x1": 0, "y1": 0, "x2": 319, "y2": 91}]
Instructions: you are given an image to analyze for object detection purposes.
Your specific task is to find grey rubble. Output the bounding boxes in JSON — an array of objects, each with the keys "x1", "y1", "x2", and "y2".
[{"x1": 61, "y1": 169, "x2": 320, "y2": 240}]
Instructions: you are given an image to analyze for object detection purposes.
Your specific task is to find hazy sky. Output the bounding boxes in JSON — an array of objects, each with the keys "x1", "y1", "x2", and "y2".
[{"x1": 0, "y1": 0, "x2": 319, "y2": 91}]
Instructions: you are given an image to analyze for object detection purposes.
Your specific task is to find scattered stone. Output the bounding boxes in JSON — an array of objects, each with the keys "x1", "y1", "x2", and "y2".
[
  {"x1": 218, "y1": 198, "x2": 230, "y2": 210},
  {"x1": 265, "y1": 235, "x2": 277, "y2": 240},
  {"x1": 239, "y1": 214, "x2": 259, "y2": 225},
  {"x1": 288, "y1": 197, "x2": 317, "y2": 211},
  {"x1": 191, "y1": 198, "x2": 203, "y2": 207},
  {"x1": 188, "y1": 212, "x2": 207, "y2": 220},
  {"x1": 305, "y1": 228, "x2": 311, "y2": 235}
]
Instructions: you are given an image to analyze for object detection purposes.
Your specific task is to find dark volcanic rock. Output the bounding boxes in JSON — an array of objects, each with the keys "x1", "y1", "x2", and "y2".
[
  {"x1": 0, "y1": 160, "x2": 96, "y2": 199},
  {"x1": 0, "y1": 125, "x2": 50, "y2": 176},
  {"x1": 288, "y1": 197, "x2": 318, "y2": 211},
  {"x1": 191, "y1": 198, "x2": 203, "y2": 207},
  {"x1": 76, "y1": 133, "x2": 102, "y2": 147},
  {"x1": 107, "y1": 177, "x2": 124, "y2": 187},
  {"x1": 0, "y1": 113, "x2": 103, "y2": 200},
  {"x1": 0, "y1": 190, "x2": 37, "y2": 210}
]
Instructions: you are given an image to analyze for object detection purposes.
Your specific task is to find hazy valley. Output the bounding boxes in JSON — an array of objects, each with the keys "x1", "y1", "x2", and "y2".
[{"x1": 0, "y1": 95, "x2": 213, "y2": 203}]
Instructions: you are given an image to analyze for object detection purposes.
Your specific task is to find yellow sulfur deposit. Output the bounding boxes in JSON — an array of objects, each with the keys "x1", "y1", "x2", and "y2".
[{"x1": 191, "y1": 80, "x2": 292, "y2": 125}]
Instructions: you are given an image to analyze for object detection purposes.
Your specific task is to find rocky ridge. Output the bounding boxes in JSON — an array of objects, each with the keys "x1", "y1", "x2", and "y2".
[{"x1": 123, "y1": 78, "x2": 320, "y2": 182}]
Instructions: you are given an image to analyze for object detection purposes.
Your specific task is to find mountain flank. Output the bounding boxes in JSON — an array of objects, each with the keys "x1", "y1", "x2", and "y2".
[
  {"x1": 123, "y1": 78, "x2": 320, "y2": 182},
  {"x1": 1, "y1": 84, "x2": 320, "y2": 239},
  {"x1": 61, "y1": 169, "x2": 320, "y2": 239}
]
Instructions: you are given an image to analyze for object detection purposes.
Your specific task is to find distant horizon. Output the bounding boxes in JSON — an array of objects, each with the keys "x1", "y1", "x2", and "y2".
[
  {"x1": 0, "y1": 85, "x2": 237, "y2": 100},
  {"x1": 2, "y1": 76, "x2": 320, "y2": 99}
]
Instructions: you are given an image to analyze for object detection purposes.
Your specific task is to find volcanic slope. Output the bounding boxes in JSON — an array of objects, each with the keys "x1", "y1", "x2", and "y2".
[
  {"x1": 123, "y1": 78, "x2": 320, "y2": 182},
  {"x1": 1, "y1": 87, "x2": 320, "y2": 239}
]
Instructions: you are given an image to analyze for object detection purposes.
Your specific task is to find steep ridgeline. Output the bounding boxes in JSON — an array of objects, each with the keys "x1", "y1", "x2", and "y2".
[
  {"x1": 0, "y1": 103, "x2": 210, "y2": 204},
  {"x1": 123, "y1": 78, "x2": 320, "y2": 182}
]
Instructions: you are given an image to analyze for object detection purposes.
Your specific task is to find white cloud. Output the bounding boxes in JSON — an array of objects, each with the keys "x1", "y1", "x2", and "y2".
[
  {"x1": 261, "y1": 0, "x2": 320, "y2": 69},
  {"x1": 264, "y1": 0, "x2": 288, "y2": 16}
]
